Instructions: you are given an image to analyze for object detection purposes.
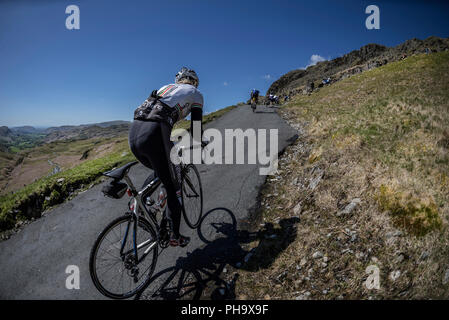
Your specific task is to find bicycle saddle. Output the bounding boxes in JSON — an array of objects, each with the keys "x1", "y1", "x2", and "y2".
[{"x1": 103, "y1": 161, "x2": 138, "y2": 180}]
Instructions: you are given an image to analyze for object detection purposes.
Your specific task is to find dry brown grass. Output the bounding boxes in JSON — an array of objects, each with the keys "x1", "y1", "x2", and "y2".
[{"x1": 234, "y1": 52, "x2": 449, "y2": 299}]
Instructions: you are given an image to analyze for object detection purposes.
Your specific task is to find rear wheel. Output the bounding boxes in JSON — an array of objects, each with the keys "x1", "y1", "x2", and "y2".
[
  {"x1": 181, "y1": 164, "x2": 203, "y2": 229},
  {"x1": 89, "y1": 215, "x2": 158, "y2": 299}
]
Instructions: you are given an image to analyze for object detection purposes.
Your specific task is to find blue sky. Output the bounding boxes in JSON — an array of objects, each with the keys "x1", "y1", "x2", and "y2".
[{"x1": 0, "y1": 0, "x2": 448, "y2": 127}]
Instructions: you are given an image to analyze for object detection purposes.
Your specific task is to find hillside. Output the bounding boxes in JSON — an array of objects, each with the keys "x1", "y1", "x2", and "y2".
[
  {"x1": 0, "y1": 121, "x2": 132, "y2": 193},
  {"x1": 268, "y1": 36, "x2": 449, "y2": 97},
  {"x1": 235, "y1": 52, "x2": 449, "y2": 299}
]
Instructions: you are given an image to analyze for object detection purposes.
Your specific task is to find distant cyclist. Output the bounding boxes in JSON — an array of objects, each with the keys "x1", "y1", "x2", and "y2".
[
  {"x1": 250, "y1": 89, "x2": 260, "y2": 104},
  {"x1": 267, "y1": 93, "x2": 274, "y2": 106},
  {"x1": 130, "y1": 67, "x2": 206, "y2": 247}
]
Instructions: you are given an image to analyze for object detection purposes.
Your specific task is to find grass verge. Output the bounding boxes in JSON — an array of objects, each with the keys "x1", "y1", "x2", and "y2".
[{"x1": 234, "y1": 52, "x2": 449, "y2": 299}]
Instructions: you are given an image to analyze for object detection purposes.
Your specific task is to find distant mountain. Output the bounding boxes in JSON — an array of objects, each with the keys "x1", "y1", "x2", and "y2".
[
  {"x1": 44, "y1": 120, "x2": 131, "y2": 133},
  {"x1": 43, "y1": 122, "x2": 130, "y2": 143},
  {"x1": 0, "y1": 126, "x2": 12, "y2": 137},
  {"x1": 267, "y1": 36, "x2": 449, "y2": 96},
  {"x1": 0, "y1": 121, "x2": 131, "y2": 152},
  {"x1": 10, "y1": 126, "x2": 44, "y2": 135},
  {"x1": 81, "y1": 120, "x2": 131, "y2": 128}
]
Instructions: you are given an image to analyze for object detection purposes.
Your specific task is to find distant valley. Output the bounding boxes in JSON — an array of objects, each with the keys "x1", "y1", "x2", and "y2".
[{"x1": 0, "y1": 121, "x2": 131, "y2": 194}]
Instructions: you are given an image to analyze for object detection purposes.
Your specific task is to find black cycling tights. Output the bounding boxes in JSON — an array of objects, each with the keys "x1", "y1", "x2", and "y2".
[{"x1": 128, "y1": 120, "x2": 183, "y2": 237}]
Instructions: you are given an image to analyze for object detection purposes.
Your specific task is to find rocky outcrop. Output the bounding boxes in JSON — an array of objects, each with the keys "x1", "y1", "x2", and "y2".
[{"x1": 267, "y1": 36, "x2": 449, "y2": 97}]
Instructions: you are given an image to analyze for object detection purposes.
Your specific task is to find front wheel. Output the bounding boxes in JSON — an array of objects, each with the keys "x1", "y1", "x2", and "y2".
[
  {"x1": 89, "y1": 215, "x2": 158, "y2": 299},
  {"x1": 181, "y1": 164, "x2": 203, "y2": 229}
]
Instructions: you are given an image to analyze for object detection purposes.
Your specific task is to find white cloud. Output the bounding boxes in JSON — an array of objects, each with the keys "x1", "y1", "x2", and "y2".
[
  {"x1": 305, "y1": 54, "x2": 326, "y2": 68},
  {"x1": 223, "y1": 81, "x2": 228, "y2": 86},
  {"x1": 263, "y1": 74, "x2": 271, "y2": 80}
]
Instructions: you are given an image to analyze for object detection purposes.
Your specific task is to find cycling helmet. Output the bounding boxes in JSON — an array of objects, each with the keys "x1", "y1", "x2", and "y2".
[{"x1": 175, "y1": 67, "x2": 199, "y2": 87}]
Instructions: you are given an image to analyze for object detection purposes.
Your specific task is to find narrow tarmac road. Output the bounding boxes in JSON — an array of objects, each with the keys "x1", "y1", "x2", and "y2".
[{"x1": 0, "y1": 105, "x2": 298, "y2": 299}]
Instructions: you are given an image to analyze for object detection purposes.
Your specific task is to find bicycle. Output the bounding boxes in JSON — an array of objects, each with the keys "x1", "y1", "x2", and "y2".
[
  {"x1": 89, "y1": 144, "x2": 204, "y2": 299},
  {"x1": 251, "y1": 97, "x2": 257, "y2": 112}
]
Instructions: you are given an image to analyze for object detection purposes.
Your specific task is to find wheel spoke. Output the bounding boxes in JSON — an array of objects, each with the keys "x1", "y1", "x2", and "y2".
[{"x1": 90, "y1": 216, "x2": 158, "y2": 298}]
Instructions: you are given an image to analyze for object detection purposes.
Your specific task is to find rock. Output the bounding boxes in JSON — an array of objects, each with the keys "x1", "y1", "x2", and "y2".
[
  {"x1": 419, "y1": 251, "x2": 430, "y2": 261},
  {"x1": 394, "y1": 253, "x2": 405, "y2": 264},
  {"x1": 443, "y1": 269, "x2": 449, "y2": 285},
  {"x1": 341, "y1": 248, "x2": 354, "y2": 254},
  {"x1": 300, "y1": 258, "x2": 307, "y2": 266},
  {"x1": 295, "y1": 291, "x2": 311, "y2": 300},
  {"x1": 312, "y1": 251, "x2": 323, "y2": 259},
  {"x1": 356, "y1": 252, "x2": 366, "y2": 259},
  {"x1": 323, "y1": 256, "x2": 329, "y2": 263},
  {"x1": 390, "y1": 270, "x2": 401, "y2": 281},
  {"x1": 337, "y1": 198, "x2": 361, "y2": 216},
  {"x1": 386, "y1": 230, "x2": 402, "y2": 238},
  {"x1": 293, "y1": 202, "x2": 302, "y2": 215},
  {"x1": 57, "y1": 178, "x2": 65, "y2": 184},
  {"x1": 277, "y1": 271, "x2": 287, "y2": 282},
  {"x1": 309, "y1": 169, "x2": 324, "y2": 190}
]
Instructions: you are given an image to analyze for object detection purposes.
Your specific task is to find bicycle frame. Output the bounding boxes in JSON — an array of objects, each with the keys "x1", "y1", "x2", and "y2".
[
  {"x1": 117, "y1": 159, "x2": 198, "y2": 266},
  {"x1": 119, "y1": 173, "x2": 163, "y2": 265}
]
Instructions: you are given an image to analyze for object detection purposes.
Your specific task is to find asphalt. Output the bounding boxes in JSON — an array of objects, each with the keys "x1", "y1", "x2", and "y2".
[{"x1": 0, "y1": 104, "x2": 298, "y2": 300}]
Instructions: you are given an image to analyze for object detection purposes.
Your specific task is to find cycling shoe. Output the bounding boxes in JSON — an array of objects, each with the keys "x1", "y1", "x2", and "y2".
[{"x1": 169, "y1": 234, "x2": 190, "y2": 247}]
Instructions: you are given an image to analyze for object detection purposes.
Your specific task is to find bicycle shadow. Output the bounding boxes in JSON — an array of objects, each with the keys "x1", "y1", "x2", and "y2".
[{"x1": 135, "y1": 207, "x2": 299, "y2": 300}]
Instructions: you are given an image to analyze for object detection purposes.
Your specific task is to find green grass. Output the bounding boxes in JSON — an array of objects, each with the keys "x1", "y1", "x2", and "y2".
[
  {"x1": 173, "y1": 104, "x2": 238, "y2": 131},
  {"x1": 283, "y1": 52, "x2": 449, "y2": 235},
  {"x1": 377, "y1": 184, "x2": 442, "y2": 236},
  {"x1": 0, "y1": 139, "x2": 134, "y2": 231}
]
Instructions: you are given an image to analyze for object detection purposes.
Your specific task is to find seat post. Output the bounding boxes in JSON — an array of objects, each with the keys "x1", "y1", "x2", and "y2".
[{"x1": 123, "y1": 174, "x2": 137, "y2": 196}]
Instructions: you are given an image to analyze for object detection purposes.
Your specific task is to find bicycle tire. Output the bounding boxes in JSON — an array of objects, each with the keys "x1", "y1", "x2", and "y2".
[
  {"x1": 89, "y1": 215, "x2": 158, "y2": 299},
  {"x1": 181, "y1": 164, "x2": 203, "y2": 229}
]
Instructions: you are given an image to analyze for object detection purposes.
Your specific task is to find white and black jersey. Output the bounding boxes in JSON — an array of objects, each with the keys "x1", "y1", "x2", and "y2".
[{"x1": 157, "y1": 83, "x2": 204, "y2": 122}]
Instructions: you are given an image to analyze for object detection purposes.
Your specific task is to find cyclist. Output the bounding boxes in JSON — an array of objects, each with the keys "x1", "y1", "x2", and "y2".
[
  {"x1": 129, "y1": 67, "x2": 205, "y2": 247},
  {"x1": 266, "y1": 93, "x2": 272, "y2": 106},
  {"x1": 250, "y1": 89, "x2": 260, "y2": 105}
]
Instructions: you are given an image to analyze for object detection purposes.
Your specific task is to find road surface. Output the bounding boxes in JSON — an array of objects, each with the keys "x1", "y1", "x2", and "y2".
[{"x1": 0, "y1": 105, "x2": 297, "y2": 299}]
